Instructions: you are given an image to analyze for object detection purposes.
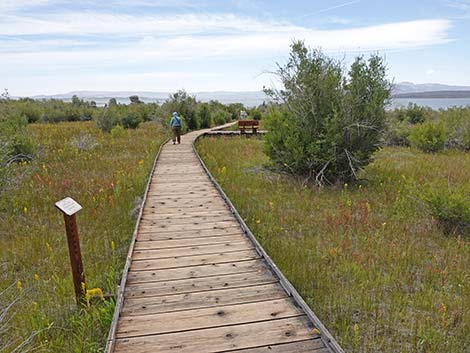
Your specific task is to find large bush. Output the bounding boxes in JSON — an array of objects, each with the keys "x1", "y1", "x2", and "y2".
[
  {"x1": 163, "y1": 90, "x2": 199, "y2": 130},
  {"x1": 409, "y1": 121, "x2": 447, "y2": 152},
  {"x1": 0, "y1": 97, "x2": 35, "y2": 193},
  {"x1": 264, "y1": 41, "x2": 391, "y2": 185},
  {"x1": 421, "y1": 186, "x2": 470, "y2": 236},
  {"x1": 197, "y1": 103, "x2": 213, "y2": 128}
]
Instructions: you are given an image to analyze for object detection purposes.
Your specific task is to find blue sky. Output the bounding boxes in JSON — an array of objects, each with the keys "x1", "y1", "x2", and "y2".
[{"x1": 1, "y1": 0, "x2": 470, "y2": 96}]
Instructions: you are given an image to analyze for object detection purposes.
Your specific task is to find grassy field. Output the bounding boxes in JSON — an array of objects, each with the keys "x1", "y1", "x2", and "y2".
[
  {"x1": 197, "y1": 136, "x2": 470, "y2": 353},
  {"x1": 0, "y1": 121, "x2": 166, "y2": 352}
]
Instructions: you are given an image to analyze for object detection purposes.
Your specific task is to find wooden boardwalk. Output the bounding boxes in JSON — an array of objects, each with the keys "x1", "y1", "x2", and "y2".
[{"x1": 106, "y1": 127, "x2": 343, "y2": 353}]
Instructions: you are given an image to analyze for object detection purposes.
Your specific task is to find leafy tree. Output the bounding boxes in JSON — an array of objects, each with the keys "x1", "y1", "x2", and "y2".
[
  {"x1": 164, "y1": 90, "x2": 199, "y2": 130},
  {"x1": 129, "y1": 95, "x2": 142, "y2": 104},
  {"x1": 264, "y1": 41, "x2": 391, "y2": 185},
  {"x1": 197, "y1": 103, "x2": 213, "y2": 128},
  {"x1": 250, "y1": 108, "x2": 262, "y2": 120}
]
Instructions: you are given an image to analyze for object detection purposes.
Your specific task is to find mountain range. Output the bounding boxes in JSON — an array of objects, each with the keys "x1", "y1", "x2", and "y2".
[{"x1": 23, "y1": 82, "x2": 470, "y2": 107}]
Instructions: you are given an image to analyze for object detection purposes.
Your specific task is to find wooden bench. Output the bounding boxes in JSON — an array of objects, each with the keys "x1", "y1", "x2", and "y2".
[{"x1": 238, "y1": 120, "x2": 259, "y2": 134}]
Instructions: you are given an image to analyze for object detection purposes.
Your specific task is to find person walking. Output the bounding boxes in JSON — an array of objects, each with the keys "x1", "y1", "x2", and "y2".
[{"x1": 170, "y1": 111, "x2": 182, "y2": 144}]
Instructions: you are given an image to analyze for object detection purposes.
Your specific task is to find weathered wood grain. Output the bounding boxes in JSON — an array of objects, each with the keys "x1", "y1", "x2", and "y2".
[
  {"x1": 130, "y1": 249, "x2": 260, "y2": 271},
  {"x1": 116, "y1": 298, "x2": 303, "y2": 338},
  {"x1": 124, "y1": 270, "x2": 276, "y2": 298},
  {"x1": 131, "y1": 240, "x2": 253, "y2": 260},
  {"x1": 126, "y1": 259, "x2": 267, "y2": 284},
  {"x1": 113, "y1": 316, "x2": 317, "y2": 353}
]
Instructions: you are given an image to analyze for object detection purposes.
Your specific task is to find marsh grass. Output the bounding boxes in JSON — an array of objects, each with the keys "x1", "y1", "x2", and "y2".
[
  {"x1": 197, "y1": 136, "x2": 470, "y2": 353},
  {"x1": 0, "y1": 121, "x2": 165, "y2": 352}
]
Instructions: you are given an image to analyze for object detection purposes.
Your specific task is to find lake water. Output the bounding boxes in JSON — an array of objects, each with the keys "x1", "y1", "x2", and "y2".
[
  {"x1": 390, "y1": 98, "x2": 470, "y2": 110},
  {"x1": 71, "y1": 97, "x2": 470, "y2": 110}
]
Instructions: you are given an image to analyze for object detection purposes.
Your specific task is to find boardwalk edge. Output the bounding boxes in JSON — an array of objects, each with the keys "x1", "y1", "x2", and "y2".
[
  {"x1": 193, "y1": 133, "x2": 345, "y2": 353},
  {"x1": 105, "y1": 138, "x2": 170, "y2": 353}
]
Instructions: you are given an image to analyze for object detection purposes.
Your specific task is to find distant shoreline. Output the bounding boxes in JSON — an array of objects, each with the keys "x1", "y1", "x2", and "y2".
[{"x1": 393, "y1": 90, "x2": 470, "y2": 99}]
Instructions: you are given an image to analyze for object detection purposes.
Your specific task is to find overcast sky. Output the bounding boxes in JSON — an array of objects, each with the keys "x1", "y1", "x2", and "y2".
[{"x1": 1, "y1": 0, "x2": 470, "y2": 96}]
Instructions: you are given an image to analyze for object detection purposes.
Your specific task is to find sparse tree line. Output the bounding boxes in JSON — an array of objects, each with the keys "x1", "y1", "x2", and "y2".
[{"x1": 0, "y1": 89, "x2": 268, "y2": 192}]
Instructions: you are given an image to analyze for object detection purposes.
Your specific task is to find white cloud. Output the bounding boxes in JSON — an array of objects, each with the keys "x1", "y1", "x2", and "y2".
[
  {"x1": 426, "y1": 69, "x2": 436, "y2": 75},
  {"x1": 0, "y1": 10, "x2": 455, "y2": 94},
  {"x1": 447, "y1": 0, "x2": 470, "y2": 11},
  {"x1": 0, "y1": 0, "x2": 57, "y2": 12}
]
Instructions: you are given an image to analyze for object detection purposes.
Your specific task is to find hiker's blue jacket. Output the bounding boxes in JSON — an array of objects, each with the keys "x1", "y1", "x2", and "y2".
[{"x1": 170, "y1": 113, "x2": 182, "y2": 128}]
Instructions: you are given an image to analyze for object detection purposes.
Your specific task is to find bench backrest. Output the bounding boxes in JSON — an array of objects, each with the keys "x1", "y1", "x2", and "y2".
[{"x1": 238, "y1": 120, "x2": 259, "y2": 127}]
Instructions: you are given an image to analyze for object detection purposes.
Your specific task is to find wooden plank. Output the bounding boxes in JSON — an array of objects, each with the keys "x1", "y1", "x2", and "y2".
[
  {"x1": 139, "y1": 214, "x2": 233, "y2": 225},
  {"x1": 116, "y1": 298, "x2": 303, "y2": 338},
  {"x1": 113, "y1": 316, "x2": 316, "y2": 353},
  {"x1": 127, "y1": 260, "x2": 267, "y2": 285},
  {"x1": 124, "y1": 270, "x2": 276, "y2": 299},
  {"x1": 150, "y1": 175, "x2": 209, "y2": 182},
  {"x1": 121, "y1": 283, "x2": 287, "y2": 316},
  {"x1": 142, "y1": 208, "x2": 230, "y2": 217},
  {"x1": 130, "y1": 249, "x2": 260, "y2": 271},
  {"x1": 136, "y1": 226, "x2": 243, "y2": 239},
  {"x1": 132, "y1": 241, "x2": 253, "y2": 261},
  {"x1": 142, "y1": 194, "x2": 221, "y2": 203},
  {"x1": 226, "y1": 340, "x2": 326, "y2": 352},
  {"x1": 134, "y1": 234, "x2": 248, "y2": 250},
  {"x1": 145, "y1": 191, "x2": 220, "y2": 199},
  {"x1": 143, "y1": 204, "x2": 223, "y2": 214},
  {"x1": 138, "y1": 220, "x2": 240, "y2": 233},
  {"x1": 141, "y1": 198, "x2": 227, "y2": 209},
  {"x1": 147, "y1": 186, "x2": 218, "y2": 197}
]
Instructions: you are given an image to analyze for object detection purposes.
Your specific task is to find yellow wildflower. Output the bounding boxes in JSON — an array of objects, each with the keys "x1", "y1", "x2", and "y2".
[
  {"x1": 23, "y1": 207, "x2": 28, "y2": 214},
  {"x1": 34, "y1": 274, "x2": 39, "y2": 281},
  {"x1": 85, "y1": 288, "x2": 105, "y2": 307},
  {"x1": 111, "y1": 240, "x2": 115, "y2": 254},
  {"x1": 17, "y1": 280, "x2": 22, "y2": 292},
  {"x1": 256, "y1": 219, "x2": 261, "y2": 224},
  {"x1": 353, "y1": 323, "x2": 359, "y2": 335},
  {"x1": 312, "y1": 328, "x2": 321, "y2": 335},
  {"x1": 138, "y1": 159, "x2": 144, "y2": 166}
]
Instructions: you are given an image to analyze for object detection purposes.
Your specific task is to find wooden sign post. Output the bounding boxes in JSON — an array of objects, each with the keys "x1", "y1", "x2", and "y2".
[{"x1": 55, "y1": 197, "x2": 86, "y2": 304}]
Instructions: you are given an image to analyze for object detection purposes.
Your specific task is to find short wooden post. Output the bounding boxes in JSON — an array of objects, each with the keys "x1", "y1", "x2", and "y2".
[{"x1": 55, "y1": 197, "x2": 86, "y2": 304}]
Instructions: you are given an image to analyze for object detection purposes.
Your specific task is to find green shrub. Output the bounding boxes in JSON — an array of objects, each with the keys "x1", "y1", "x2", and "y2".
[
  {"x1": 443, "y1": 108, "x2": 470, "y2": 150},
  {"x1": 404, "y1": 103, "x2": 428, "y2": 124},
  {"x1": 421, "y1": 187, "x2": 470, "y2": 236},
  {"x1": 121, "y1": 112, "x2": 141, "y2": 129},
  {"x1": 197, "y1": 103, "x2": 213, "y2": 128},
  {"x1": 96, "y1": 108, "x2": 121, "y2": 132},
  {"x1": 264, "y1": 41, "x2": 391, "y2": 184},
  {"x1": 0, "y1": 103, "x2": 35, "y2": 193},
  {"x1": 250, "y1": 108, "x2": 262, "y2": 121},
  {"x1": 383, "y1": 118, "x2": 411, "y2": 146},
  {"x1": 110, "y1": 125, "x2": 126, "y2": 138},
  {"x1": 409, "y1": 121, "x2": 447, "y2": 152}
]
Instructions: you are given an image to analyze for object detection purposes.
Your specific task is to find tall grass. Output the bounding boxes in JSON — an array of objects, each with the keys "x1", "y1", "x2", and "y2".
[
  {"x1": 0, "y1": 121, "x2": 165, "y2": 351},
  {"x1": 197, "y1": 136, "x2": 470, "y2": 353}
]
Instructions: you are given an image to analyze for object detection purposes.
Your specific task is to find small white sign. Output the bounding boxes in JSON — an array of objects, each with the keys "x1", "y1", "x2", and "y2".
[{"x1": 55, "y1": 197, "x2": 82, "y2": 216}]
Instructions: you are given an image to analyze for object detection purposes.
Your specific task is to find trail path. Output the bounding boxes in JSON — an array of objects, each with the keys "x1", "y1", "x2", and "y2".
[{"x1": 106, "y1": 126, "x2": 343, "y2": 353}]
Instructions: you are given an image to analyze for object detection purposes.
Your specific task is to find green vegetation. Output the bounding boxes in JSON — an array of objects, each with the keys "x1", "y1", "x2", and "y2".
[
  {"x1": 0, "y1": 121, "x2": 165, "y2": 351},
  {"x1": 386, "y1": 105, "x2": 470, "y2": 152},
  {"x1": 197, "y1": 136, "x2": 470, "y2": 353},
  {"x1": 409, "y1": 121, "x2": 447, "y2": 152},
  {"x1": 264, "y1": 41, "x2": 391, "y2": 185}
]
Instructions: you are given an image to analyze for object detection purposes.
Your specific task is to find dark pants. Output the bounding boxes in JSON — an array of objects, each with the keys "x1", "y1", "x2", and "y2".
[{"x1": 172, "y1": 126, "x2": 181, "y2": 144}]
